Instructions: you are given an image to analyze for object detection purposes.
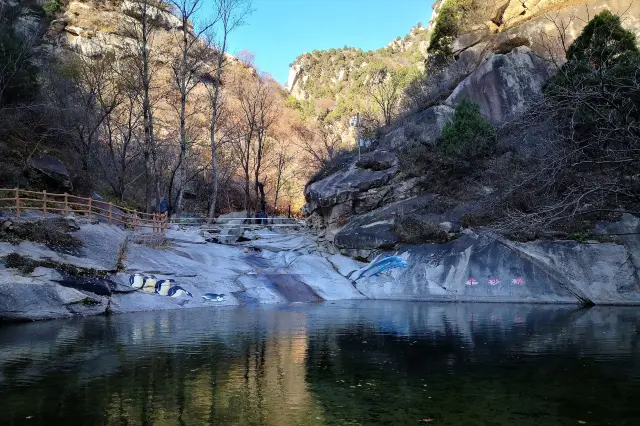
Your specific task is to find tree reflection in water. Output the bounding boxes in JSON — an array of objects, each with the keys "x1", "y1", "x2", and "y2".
[{"x1": 0, "y1": 302, "x2": 639, "y2": 425}]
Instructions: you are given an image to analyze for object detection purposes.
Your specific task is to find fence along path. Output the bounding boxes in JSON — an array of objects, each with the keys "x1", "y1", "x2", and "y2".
[{"x1": 0, "y1": 188, "x2": 167, "y2": 233}]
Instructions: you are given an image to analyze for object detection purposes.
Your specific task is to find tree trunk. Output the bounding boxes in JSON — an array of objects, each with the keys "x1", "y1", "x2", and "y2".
[{"x1": 207, "y1": 119, "x2": 218, "y2": 222}]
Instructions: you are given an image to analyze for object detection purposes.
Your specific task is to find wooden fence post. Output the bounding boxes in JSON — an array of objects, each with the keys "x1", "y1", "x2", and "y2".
[
  {"x1": 87, "y1": 197, "x2": 92, "y2": 219},
  {"x1": 108, "y1": 203, "x2": 113, "y2": 224},
  {"x1": 14, "y1": 188, "x2": 20, "y2": 218},
  {"x1": 64, "y1": 193, "x2": 68, "y2": 216},
  {"x1": 42, "y1": 190, "x2": 47, "y2": 217}
]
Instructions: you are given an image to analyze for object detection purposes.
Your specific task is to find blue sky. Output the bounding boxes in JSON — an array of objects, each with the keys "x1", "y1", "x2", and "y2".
[{"x1": 203, "y1": 0, "x2": 434, "y2": 85}]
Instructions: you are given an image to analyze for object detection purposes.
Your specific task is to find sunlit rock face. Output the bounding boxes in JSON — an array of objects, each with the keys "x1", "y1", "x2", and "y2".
[
  {"x1": 444, "y1": 46, "x2": 554, "y2": 124},
  {"x1": 355, "y1": 231, "x2": 640, "y2": 306}
]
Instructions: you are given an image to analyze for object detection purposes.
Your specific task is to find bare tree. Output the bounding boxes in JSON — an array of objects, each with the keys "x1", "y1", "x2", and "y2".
[
  {"x1": 272, "y1": 139, "x2": 293, "y2": 212},
  {"x1": 168, "y1": 0, "x2": 218, "y2": 217},
  {"x1": 73, "y1": 54, "x2": 122, "y2": 172},
  {"x1": 234, "y1": 78, "x2": 260, "y2": 212},
  {"x1": 122, "y1": 0, "x2": 163, "y2": 213},
  {"x1": 251, "y1": 76, "x2": 277, "y2": 213},
  {"x1": 236, "y1": 49, "x2": 255, "y2": 67},
  {"x1": 493, "y1": 10, "x2": 640, "y2": 238},
  {"x1": 204, "y1": 0, "x2": 252, "y2": 221},
  {"x1": 96, "y1": 59, "x2": 144, "y2": 201},
  {"x1": 293, "y1": 121, "x2": 345, "y2": 169},
  {"x1": 0, "y1": 6, "x2": 37, "y2": 111}
]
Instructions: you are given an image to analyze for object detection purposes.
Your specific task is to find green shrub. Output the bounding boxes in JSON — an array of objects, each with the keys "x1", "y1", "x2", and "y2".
[
  {"x1": 440, "y1": 100, "x2": 495, "y2": 159},
  {"x1": 566, "y1": 10, "x2": 638, "y2": 68},
  {"x1": 393, "y1": 216, "x2": 450, "y2": 244},
  {"x1": 284, "y1": 95, "x2": 301, "y2": 110},
  {"x1": 427, "y1": 0, "x2": 475, "y2": 68},
  {"x1": 42, "y1": 0, "x2": 62, "y2": 16},
  {"x1": 546, "y1": 11, "x2": 640, "y2": 145}
]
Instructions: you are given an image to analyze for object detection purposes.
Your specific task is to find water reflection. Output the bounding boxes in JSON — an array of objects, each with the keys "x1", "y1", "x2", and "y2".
[{"x1": 0, "y1": 302, "x2": 639, "y2": 425}]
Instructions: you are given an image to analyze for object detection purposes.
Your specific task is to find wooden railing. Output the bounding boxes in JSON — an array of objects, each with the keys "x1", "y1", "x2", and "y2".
[{"x1": 0, "y1": 188, "x2": 167, "y2": 233}]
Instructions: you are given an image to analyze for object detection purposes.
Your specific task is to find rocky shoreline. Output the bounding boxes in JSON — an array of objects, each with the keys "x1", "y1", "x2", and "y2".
[
  {"x1": 3, "y1": 211, "x2": 640, "y2": 322},
  {"x1": 0, "y1": 214, "x2": 367, "y2": 321}
]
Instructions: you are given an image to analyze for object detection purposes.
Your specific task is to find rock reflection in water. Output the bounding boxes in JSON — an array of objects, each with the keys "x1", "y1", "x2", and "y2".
[{"x1": 0, "y1": 302, "x2": 639, "y2": 425}]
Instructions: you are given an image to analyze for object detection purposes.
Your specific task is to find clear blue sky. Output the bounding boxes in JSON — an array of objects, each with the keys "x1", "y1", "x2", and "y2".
[{"x1": 210, "y1": 0, "x2": 434, "y2": 85}]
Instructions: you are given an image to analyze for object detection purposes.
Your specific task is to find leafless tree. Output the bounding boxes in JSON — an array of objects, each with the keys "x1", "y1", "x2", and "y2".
[
  {"x1": 168, "y1": 0, "x2": 218, "y2": 217},
  {"x1": 203, "y1": 0, "x2": 252, "y2": 221},
  {"x1": 251, "y1": 76, "x2": 278, "y2": 213},
  {"x1": 96, "y1": 59, "x2": 144, "y2": 201},
  {"x1": 74, "y1": 54, "x2": 123, "y2": 172},
  {"x1": 121, "y1": 0, "x2": 163, "y2": 213},
  {"x1": 492, "y1": 11, "x2": 640, "y2": 238},
  {"x1": 236, "y1": 49, "x2": 255, "y2": 67},
  {"x1": 234, "y1": 78, "x2": 260, "y2": 212},
  {"x1": 293, "y1": 121, "x2": 345, "y2": 169},
  {"x1": 0, "y1": 7, "x2": 36, "y2": 112},
  {"x1": 272, "y1": 139, "x2": 294, "y2": 212}
]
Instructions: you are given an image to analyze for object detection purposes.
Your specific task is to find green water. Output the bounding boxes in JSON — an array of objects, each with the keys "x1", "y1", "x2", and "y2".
[{"x1": 0, "y1": 301, "x2": 639, "y2": 425}]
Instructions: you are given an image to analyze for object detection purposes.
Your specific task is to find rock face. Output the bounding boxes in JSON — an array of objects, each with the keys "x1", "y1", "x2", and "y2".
[
  {"x1": 380, "y1": 105, "x2": 454, "y2": 148},
  {"x1": 120, "y1": 0, "x2": 182, "y2": 30},
  {"x1": 445, "y1": 47, "x2": 554, "y2": 124},
  {"x1": 355, "y1": 231, "x2": 640, "y2": 306},
  {"x1": 0, "y1": 217, "x2": 365, "y2": 321},
  {"x1": 27, "y1": 155, "x2": 73, "y2": 190},
  {"x1": 303, "y1": 1, "x2": 640, "y2": 260},
  {"x1": 305, "y1": 151, "x2": 398, "y2": 213},
  {"x1": 218, "y1": 219, "x2": 245, "y2": 244}
]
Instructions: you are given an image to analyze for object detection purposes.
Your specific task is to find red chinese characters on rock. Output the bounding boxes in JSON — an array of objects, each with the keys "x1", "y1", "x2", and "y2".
[
  {"x1": 488, "y1": 278, "x2": 501, "y2": 286},
  {"x1": 511, "y1": 277, "x2": 525, "y2": 286},
  {"x1": 466, "y1": 278, "x2": 479, "y2": 286}
]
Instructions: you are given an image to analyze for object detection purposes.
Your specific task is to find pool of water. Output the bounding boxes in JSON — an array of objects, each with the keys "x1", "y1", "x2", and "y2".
[{"x1": 1, "y1": 301, "x2": 639, "y2": 425}]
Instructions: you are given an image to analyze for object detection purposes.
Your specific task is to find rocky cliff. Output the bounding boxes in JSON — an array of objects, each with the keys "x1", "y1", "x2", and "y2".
[
  {"x1": 285, "y1": 23, "x2": 430, "y2": 101},
  {"x1": 302, "y1": 0, "x2": 640, "y2": 305},
  {"x1": 305, "y1": 0, "x2": 640, "y2": 251}
]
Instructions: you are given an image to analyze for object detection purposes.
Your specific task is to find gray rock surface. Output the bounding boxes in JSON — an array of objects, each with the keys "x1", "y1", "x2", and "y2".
[
  {"x1": 333, "y1": 196, "x2": 435, "y2": 254},
  {"x1": 218, "y1": 219, "x2": 245, "y2": 244},
  {"x1": 0, "y1": 267, "x2": 104, "y2": 321},
  {"x1": 120, "y1": 0, "x2": 182, "y2": 30},
  {"x1": 305, "y1": 155, "x2": 398, "y2": 213},
  {"x1": 355, "y1": 231, "x2": 640, "y2": 305},
  {"x1": 445, "y1": 47, "x2": 554, "y2": 124},
  {"x1": 380, "y1": 105, "x2": 454, "y2": 148},
  {"x1": 5, "y1": 213, "x2": 640, "y2": 322},
  {"x1": 27, "y1": 155, "x2": 73, "y2": 190}
]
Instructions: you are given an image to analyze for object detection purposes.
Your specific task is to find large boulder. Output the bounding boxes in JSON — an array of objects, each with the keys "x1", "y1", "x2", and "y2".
[
  {"x1": 333, "y1": 196, "x2": 435, "y2": 257},
  {"x1": 27, "y1": 155, "x2": 73, "y2": 191},
  {"x1": 445, "y1": 46, "x2": 553, "y2": 124},
  {"x1": 0, "y1": 267, "x2": 106, "y2": 321},
  {"x1": 120, "y1": 0, "x2": 183, "y2": 30},
  {"x1": 218, "y1": 219, "x2": 245, "y2": 244},
  {"x1": 305, "y1": 153, "x2": 398, "y2": 212},
  {"x1": 216, "y1": 211, "x2": 248, "y2": 223},
  {"x1": 380, "y1": 105, "x2": 454, "y2": 148},
  {"x1": 355, "y1": 232, "x2": 640, "y2": 305}
]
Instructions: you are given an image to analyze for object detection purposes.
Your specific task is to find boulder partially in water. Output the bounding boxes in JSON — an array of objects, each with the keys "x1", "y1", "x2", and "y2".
[{"x1": 355, "y1": 231, "x2": 640, "y2": 306}]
